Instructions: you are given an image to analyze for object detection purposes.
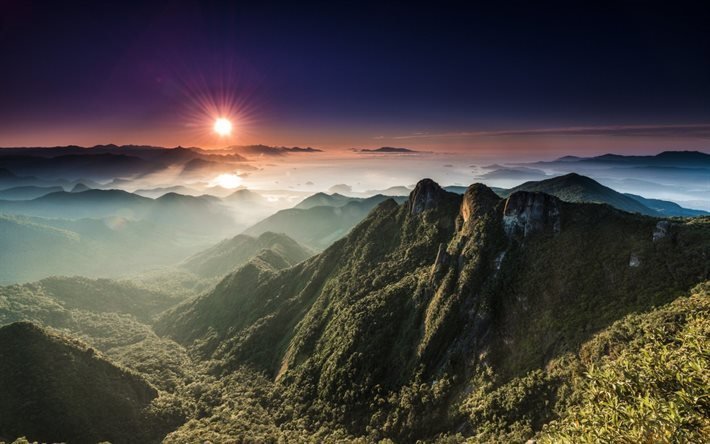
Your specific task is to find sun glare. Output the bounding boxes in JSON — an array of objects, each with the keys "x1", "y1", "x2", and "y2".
[
  {"x1": 214, "y1": 173, "x2": 242, "y2": 189},
  {"x1": 213, "y1": 117, "x2": 232, "y2": 136}
]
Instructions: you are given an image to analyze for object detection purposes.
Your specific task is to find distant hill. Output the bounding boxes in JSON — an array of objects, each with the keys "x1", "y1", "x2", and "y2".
[
  {"x1": 624, "y1": 193, "x2": 708, "y2": 217},
  {"x1": 567, "y1": 150, "x2": 710, "y2": 168},
  {"x1": 0, "y1": 189, "x2": 240, "y2": 235},
  {"x1": 0, "y1": 185, "x2": 63, "y2": 200},
  {"x1": 500, "y1": 173, "x2": 706, "y2": 216},
  {"x1": 223, "y1": 188, "x2": 265, "y2": 204},
  {"x1": 243, "y1": 194, "x2": 407, "y2": 249},
  {"x1": 134, "y1": 185, "x2": 200, "y2": 198},
  {"x1": 181, "y1": 232, "x2": 313, "y2": 278},
  {"x1": 294, "y1": 192, "x2": 360, "y2": 209},
  {"x1": 0, "y1": 322, "x2": 170, "y2": 443},
  {"x1": 69, "y1": 182, "x2": 90, "y2": 192},
  {"x1": 0, "y1": 214, "x2": 211, "y2": 284}
]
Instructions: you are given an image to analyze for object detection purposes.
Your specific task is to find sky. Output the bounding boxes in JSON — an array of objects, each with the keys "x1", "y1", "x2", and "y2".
[{"x1": 1, "y1": 0, "x2": 709, "y2": 157}]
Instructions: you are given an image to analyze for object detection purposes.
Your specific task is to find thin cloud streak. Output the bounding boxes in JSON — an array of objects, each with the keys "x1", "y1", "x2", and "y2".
[{"x1": 386, "y1": 123, "x2": 710, "y2": 140}]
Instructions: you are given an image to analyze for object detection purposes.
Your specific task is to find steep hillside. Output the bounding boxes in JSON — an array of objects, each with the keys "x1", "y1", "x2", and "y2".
[
  {"x1": 181, "y1": 231, "x2": 313, "y2": 278},
  {"x1": 0, "y1": 322, "x2": 172, "y2": 444},
  {"x1": 158, "y1": 179, "x2": 709, "y2": 440},
  {"x1": 243, "y1": 194, "x2": 407, "y2": 249}
]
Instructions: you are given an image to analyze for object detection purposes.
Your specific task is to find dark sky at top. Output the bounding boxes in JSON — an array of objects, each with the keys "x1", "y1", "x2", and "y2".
[{"x1": 1, "y1": 0, "x2": 709, "y2": 152}]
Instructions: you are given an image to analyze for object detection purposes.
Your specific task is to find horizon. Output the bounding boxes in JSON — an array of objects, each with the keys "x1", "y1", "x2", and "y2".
[
  {"x1": 2, "y1": 1, "x2": 710, "y2": 156},
  {"x1": 1, "y1": 2, "x2": 709, "y2": 442}
]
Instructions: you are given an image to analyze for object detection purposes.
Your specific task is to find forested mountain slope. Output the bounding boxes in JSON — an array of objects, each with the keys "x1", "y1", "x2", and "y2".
[
  {"x1": 0, "y1": 322, "x2": 175, "y2": 444},
  {"x1": 158, "y1": 179, "x2": 710, "y2": 441}
]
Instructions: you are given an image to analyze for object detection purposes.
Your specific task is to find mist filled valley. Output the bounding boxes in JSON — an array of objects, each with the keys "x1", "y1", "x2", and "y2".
[
  {"x1": 3, "y1": 1, "x2": 710, "y2": 442},
  {"x1": 0, "y1": 144, "x2": 708, "y2": 443}
]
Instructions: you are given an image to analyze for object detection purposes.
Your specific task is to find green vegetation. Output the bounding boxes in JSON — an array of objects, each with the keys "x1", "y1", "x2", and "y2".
[
  {"x1": 0, "y1": 322, "x2": 177, "y2": 444},
  {"x1": 1, "y1": 180, "x2": 708, "y2": 443},
  {"x1": 243, "y1": 194, "x2": 407, "y2": 249},
  {"x1": 180, "y1": 231, "x2": 314, "y2": 278},
  {"x1": 500, "y1": 172, "x2": 706, "y2": 216}
]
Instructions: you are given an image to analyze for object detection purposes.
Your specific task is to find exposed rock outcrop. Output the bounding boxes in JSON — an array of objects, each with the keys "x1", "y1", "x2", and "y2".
[
  {"x1": 460, "y1": 183, "x2": 501, "y2": 223},
  {"x1": 653, "y1": 220, "x2": 671, "y2": 241},
  {"x1": 502, "y1": 191, "x2": 561, "y2": 238},
  {"x1": 409, "y1": 178, "x2": 447, "y2": 215}
]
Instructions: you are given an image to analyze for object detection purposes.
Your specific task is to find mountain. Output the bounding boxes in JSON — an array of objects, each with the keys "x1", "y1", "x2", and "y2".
[
  {"x1": 0, "y1": 189, "x2": 152, "y2": 219},
  {"x1": 478, "y1": 166, "x2": 549, "y2": 181},
  {"x1": 0, "y1": 145, "x2": 249, "y2": 182},
  {"x1": 624, "y1": 192, "x2": 708, "y2": 216},
  {"x1": 181, "y1": 232, "x2": 313, "y2": 278},
  {"x1": 243, "y1": 194, "x2": 407, "y2": 249},
  {"x1": 0, "y1": 214, "x2": 209, "y2": 284},
  {"x1": 545, "y1": 150, "x2": 710, "y2": 168},
  {"x1": 69, "y1": 182, "x2": 90, "y2": 192},
  {"x1": 0, "y1": 322, "x2": 171, "y2": 443},
  {"x1": 500, "y1": 173, "x2": 706, "y2": 216},
  {"x1": 134, "y1": 185, "x2": 201, "y2": 198},
  {"x1": 157, "y1": 179, "x2": 709, "y2": 441},
  {"x1": 223, "y1": 188, "x2": 265, "y2": 204},
  {"x1": 294, "y1": 192, "x2": 355, "y2": 209},
  {"x1": 0, "y1": 185, "x2": 63, "y2": 200},
  {"x1": 0, "y1": 189, "x2": 240, "y2": 236}
]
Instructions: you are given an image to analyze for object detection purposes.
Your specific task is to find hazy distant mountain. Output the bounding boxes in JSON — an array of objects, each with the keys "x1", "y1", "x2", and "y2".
[
  {"x1": 0, "y1": 185, "x2": 63, "y2": 200},
  {"x1": 0, "y1": 144, "x2": 250, "y2": 182},
  {"x1": 69, "y1": 182, "x2": 90, "y2": 193},
  {"x1": 243, "y1": 194, "x2": 407, "y2": 249},
  {"x1": 181, "y1": 232, "x2": 313, "y2": 278},
  {"x1": 555, "y1": 150, "x2": 710, "y2": 168},
  {"x1": 294, "y1": 192, "x2": 357, "y2": 209},
  {"x1": 0, "y1": 189, "x2": 240, "y2": 235},
  {"x1": 0, "y1": 214, "x2": 217, "y2": 284},
  {"x1": 364, "y1": 185, "x2": 413, "y2": 196},
  {"x1": 477, "y1": 166, "x2": 549, "y2": 181},
  {"x1": 0, "y1": 322, "x2": 171, "y2": 443},
  {"x1": 222, "y1": 188, "x2": 265, "y2": 204},
  {"x1": 157, "y1": 179, "x2": 709, "y2": 442},
  {"x1": 624, "y1": 193, "x2": 708, "y2": 217},
  {"x1": 500, "y1": 173, "x2": 706, "y2": 217},
  {"x1": 134, "y1": 185, "x2": 201, "y2": 198}
]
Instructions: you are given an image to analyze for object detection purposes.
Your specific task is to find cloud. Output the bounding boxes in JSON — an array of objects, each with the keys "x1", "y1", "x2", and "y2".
[
  {"x1": 386, "y1": 123, "x2": 710, "y2": 140},
  {"x1": 329, "y1": 184, "x2": 352, "y2": 194},
  {"x1": 353, "y1": 146, "x2": 422, "y2": 154}
]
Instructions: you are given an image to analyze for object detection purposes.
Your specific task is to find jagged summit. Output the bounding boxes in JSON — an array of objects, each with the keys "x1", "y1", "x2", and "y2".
[
  {"x1": 408, "y1": 178, "x2": 448, "y2": 214},
  {"x1": 460, "y1": 183, "x2": 501, "y2": 223}
]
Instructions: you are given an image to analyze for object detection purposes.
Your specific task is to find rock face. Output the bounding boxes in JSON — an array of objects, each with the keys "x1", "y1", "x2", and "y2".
[
  {"x1": 460, "y1": 183, "x2": 501, "y2": 223},
  {"x1": 502, "y1": 191, "x2": 561, "y2": 238},
  {"x1": 409, "y1": 178, "x2": 447, "y2": 215},
  {"x1": 653, "y1": 220, "x2": 671, "y2": 241}
]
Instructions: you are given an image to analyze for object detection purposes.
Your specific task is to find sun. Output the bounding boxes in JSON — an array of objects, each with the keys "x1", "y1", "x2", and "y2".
[
  {"x1": 214, "y1": 173, "x2": 242, "y2": 189},
  {"x1": 213, "y1": 117, "x2": 232, "y2": 136}
]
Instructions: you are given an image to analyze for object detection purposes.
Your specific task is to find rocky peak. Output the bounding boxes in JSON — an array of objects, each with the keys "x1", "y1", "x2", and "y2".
[
  {"x1": 408, "y1": 178, "x2": 447, "y2": 215},
  {"x1": 460, "y1": 183, "x2": 501, "y2": 223},
  {"x1": 503, "y1": 191, "x2": 561, "y2": 238}
]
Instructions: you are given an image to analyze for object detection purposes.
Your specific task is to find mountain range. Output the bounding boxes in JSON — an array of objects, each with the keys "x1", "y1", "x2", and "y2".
[
  {"x1": 0, "y1": 176, "x2": 708, "y2": 442},
  {"x1": 154, "y1": 179, "x2": 709, "y2": 441}
]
